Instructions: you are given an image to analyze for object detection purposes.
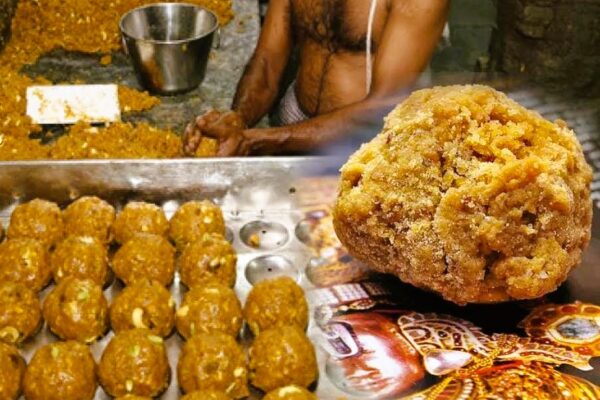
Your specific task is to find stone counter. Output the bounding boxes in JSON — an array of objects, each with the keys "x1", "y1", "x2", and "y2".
[
  {"x1": 493, "y1": 0, "x2": 600, "y2": 96},
  {"x1": 22, "y1": 0, "x2": 260, "y2": 133}
]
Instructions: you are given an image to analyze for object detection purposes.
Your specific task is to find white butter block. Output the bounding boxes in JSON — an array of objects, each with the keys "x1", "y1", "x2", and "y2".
[{"x1": 26, "y1": 84, "x2": 121, "y2": 124}]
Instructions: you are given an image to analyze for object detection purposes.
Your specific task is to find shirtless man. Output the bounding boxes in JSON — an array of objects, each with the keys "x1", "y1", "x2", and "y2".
[{"x1": 184, "y1": 0, "x2": 449, "y2": 156}]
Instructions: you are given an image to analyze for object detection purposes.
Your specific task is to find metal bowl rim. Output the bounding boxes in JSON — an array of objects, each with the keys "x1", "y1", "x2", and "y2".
[{"x1": 119, "y1": 2, "x2": 219, "y2": 45}]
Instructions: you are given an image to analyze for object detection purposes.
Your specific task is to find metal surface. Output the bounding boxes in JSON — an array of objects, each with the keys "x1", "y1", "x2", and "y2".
[
  {"x1": 0, "y1": 157, "x2": 323, "y2": 399},
  {"x1": 239, "y1": 220, "x2": 290, "y2": 250},
  {"x1": 0, "y1": 158, "x2": 313, "y2": 210},
  {"x1": 245, "y1": 255, "x2": 298, "y2": 284},
  {"x1": 120, "y1": 3, "x2": 218, "y2": 94}
]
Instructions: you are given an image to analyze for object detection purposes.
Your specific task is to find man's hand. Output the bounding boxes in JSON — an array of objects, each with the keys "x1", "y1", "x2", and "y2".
[
  {"x1": 183, "y1": 110, "x2": 250, "y2": 156},
  {"x1": 183, "y1": 109, "x2": 221, "y2": 156},
  {"x1": 202, "y1": 111, "x2": 250, "y2": 157}
]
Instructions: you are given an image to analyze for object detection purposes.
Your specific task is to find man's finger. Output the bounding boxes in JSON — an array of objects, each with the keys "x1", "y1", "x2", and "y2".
[
  {"x1": 183, "y1": 123, "x2": 196, "y2": 140},
  {"x1": 195, "y1": 116, "x2": 207, "y2": 128},
  {"x1": 201, "y1": 124, "x2": 230, "y2": 140},
  {"x1": 221, "y1": 111, "x2": 245, "y2": 129},
  {"x1": 183, "y1": 139, "x2": 194, "y2": 156},
  {"x1": 185, "y1": 135, "x2": 201, "y2": 156},
  {"x1": 182, "y1": 123, "x2": 202, "y2": 156},
  {"x1": 201, "y1": 129, "x2": 219, "y2": 139},
  {"x1": 183, "y1": 122, "x2": 195, "y2": 139},
  {"x1": 217, "y1": 138, "x2": 239, "y2": 157},
  {"x1": 203, "y1": 109, "x2": 222, "y2": 123}
]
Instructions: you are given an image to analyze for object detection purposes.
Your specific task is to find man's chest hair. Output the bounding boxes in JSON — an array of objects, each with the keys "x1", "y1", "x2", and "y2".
[{"x1": 290, "y1": 0, "x2": 387, "y2": 52}]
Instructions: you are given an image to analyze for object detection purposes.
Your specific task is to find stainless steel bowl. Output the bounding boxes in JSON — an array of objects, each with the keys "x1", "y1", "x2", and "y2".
[{"x1": 119, "y1": 3, "x2": 218, "y2": 95}]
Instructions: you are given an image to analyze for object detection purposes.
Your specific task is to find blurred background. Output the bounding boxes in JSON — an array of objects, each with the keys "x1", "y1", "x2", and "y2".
[
  {"x1": 253, "y1": 0, "x2": 600, "y2": 188},
  {"x1": 256, "y1": 0, "x2": 600, "y2": 96}
]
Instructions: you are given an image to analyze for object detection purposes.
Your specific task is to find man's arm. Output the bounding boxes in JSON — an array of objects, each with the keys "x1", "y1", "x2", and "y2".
[
  {"x1": 242, "y1": 0, "x2": 450, "y2": 154},
  {"x1": 232, "y1": 0, "x2": 294, "y2": 128}
]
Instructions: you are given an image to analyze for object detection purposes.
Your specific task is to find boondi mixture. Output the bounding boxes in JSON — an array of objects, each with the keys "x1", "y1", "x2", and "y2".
[
  {"x1": 333, "y1": 85, "x2": 592, "y2": 305},
  {"x1": 49, "y1": 122, "x2": 183, "y2": 159},
  {"x1": 0, "y1": 0, "x2": 232, "y2": 160}
]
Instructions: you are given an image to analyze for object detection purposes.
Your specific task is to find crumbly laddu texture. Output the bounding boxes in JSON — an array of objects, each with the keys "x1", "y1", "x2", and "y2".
[
  {"x1": 23, "y1": 340, "x2": 97, "y2": 400},
  {"x1": 333, "y1": 85, "x2": 592, "y2": 305},
  {"x1": 0, "y1": 67, "x2": 47, "y2": 142},
  {"x1": 98, "y1": 329, "x2": 170, "y2": 398},
  {"x1": 0, "y1": 67, "x2": 175, "y2": 160},
  {"x1": 0, "y1": 0, "x2": 235, "y2": 161},
  {"x1": 178, "y1": 233, "x2": 237, "y2": 289},
  {"x1": 49, "y1": 122, "x2": 183, "y2": 160},
  {"x1": 118, "y1": 86, "x2": 161, "y2": 113},
  {"x1": 169, "y1": 200, "x2": 226, "y2": 250},
  {"x1": 0, "y1": 0, "x2": 233, "y2": 70},
  {"x1": 0, "y1": 78, "x2": 211, "y2": 160},
  {"x1": 243, "y1": 276, "x2": 308, "y2": 335},
  {"x1": 0, "y1": 282, "x2": 41, "y2": 345},
  {"x1": 263, "y1": 385, "x2": 317, "y2": 400},
  {"x1": 195, "y1": 137, "x2": 220, "y2": 157},
  {"x1": 0, "y1": 0, "x2": 232, "y2": 162},
  {"x1": 112, "y1": 233, "x2": 176, "y2": 286},
  {"x1": 62, "y1": 196, "x2": 116, "y2": 244},
  {"x1": 8, "y1": 199, "x2": 64, "y2": 247},
  {"x1": 0, "y1": 133, "x2": 49, "y2": 160},
  {"x1": 51, "y1": 235, "x2": 109, "y2": 286},
  {"x1": 180, "y1": 390, "x2": 231, "y2": 400},
  {"x1": 177, "y1": 332, "x2": 248, "y2": 398},
  {"x1": 175, "y1": 283, "x2": 242, "y2": 339},
  {"x1": 0, "y1": 342, "x2": 26, "y2": 400},
  {"x1": 42, "y1": 277, "x2": 109, "y2": 343},
  {"x1": 0, "y1": 238, "x2": 51, "y2": 292},
  {"x1": 110, "y1": 279, "x2": 175, "y2": 337},
  {"x1": 112, "y1": 202, "x2": 169, "y2": 244},
  {"x1": 249, "y1": 326, "x2": 318, "y2": 392}
]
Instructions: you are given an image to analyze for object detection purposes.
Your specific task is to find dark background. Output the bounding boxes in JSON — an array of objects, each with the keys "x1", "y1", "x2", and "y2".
[{"x1": 255, "y1": 0, "x2": 600, "y2": 97}]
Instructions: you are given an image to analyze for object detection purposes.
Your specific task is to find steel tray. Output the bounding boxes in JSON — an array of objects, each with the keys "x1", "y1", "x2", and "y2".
[{"x1": 0, "y1": 157, "x2": 331, "y2": 399}]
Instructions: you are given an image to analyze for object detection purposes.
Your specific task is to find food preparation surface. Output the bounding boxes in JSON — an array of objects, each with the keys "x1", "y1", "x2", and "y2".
[
  {"x1": 0, "y1": 157, "x2": 320, "y2": 399},
  {"x1": 20, "y1": 0, "x2": 260, "y2": 133},
  {"x1": 65, "y1": 204, "x2": 312, "y2": 400}
]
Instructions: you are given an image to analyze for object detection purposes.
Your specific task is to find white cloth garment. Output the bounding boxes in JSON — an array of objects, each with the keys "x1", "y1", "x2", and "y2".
[{"x1": 277, "y1": 81, "x2": 310, "y2": 126}]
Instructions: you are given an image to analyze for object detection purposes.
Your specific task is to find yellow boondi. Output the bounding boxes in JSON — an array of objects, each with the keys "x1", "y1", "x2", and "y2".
[
  {"x1": 0, "y1": 133, "x2": 49, "y2": 160},
  {"x1": 0, "y1": 69, "x2": 167, "y2": 159},
  {"x1": 117, "y1": 86, "x2": 161, "y2": 113},
  {"x1": 49, "y1": 122, "x2": 183, "y2": 159},
  {"x1": 0, "y1": 0, "x2": 231, "y2": 160},
  {"x1": 0, "y1": 0, "x2": 233, "y2": 69},
  {"x1": 333, "y1": 85, "x2": 592, "y2": 304}
]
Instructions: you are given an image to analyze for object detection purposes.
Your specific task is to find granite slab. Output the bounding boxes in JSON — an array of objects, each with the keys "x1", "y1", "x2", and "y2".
[{"x1": 21, "y1": 0, "x2": 260, "y2": 134}]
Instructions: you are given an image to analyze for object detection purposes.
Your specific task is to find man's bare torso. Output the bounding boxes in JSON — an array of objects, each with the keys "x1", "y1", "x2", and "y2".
[{"x1": 290, "y1": 0, "x2": 390, "y2": 116}]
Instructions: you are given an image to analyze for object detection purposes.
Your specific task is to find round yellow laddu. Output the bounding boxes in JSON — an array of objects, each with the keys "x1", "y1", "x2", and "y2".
[{"x1": 333, "y1": 85, "x2": 592, "y2": 304}]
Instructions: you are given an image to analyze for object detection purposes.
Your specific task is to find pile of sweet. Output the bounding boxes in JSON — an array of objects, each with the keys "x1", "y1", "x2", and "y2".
[
  {"x1": 0, "y1": 0, "x2": 231, "y2": 160},
  {"x1": 0, "y1": 196, "x2": 317, "y2": 400}
]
